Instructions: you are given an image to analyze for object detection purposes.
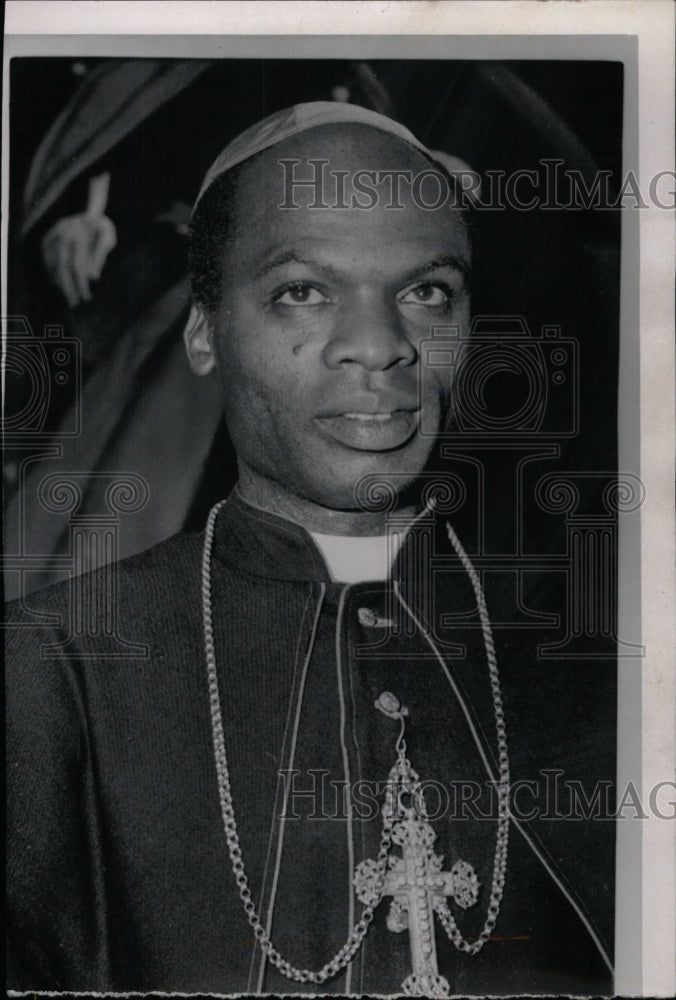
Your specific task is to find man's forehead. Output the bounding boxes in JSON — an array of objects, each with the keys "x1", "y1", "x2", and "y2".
[
  {"x1": 230, "y1": 126, "x2": 469, "y2": 263},
  {"x1": 229, "y1": 201, "x2": 471, "y2": 282}
]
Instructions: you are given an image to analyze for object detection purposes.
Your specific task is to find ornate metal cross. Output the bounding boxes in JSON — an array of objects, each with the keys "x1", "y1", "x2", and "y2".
[{"x1": 354, "y1": 765, "x2": 480, "y2": 998}]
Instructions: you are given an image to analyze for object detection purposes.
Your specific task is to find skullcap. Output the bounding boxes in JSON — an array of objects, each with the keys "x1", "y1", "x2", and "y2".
[{"x1": 192, "y1": 100, "x2": 437, "y2": 214}]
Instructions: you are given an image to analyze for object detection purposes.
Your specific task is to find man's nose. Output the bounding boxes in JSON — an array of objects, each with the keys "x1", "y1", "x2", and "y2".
[{"x1": 322, "y1": 298, "x2": 417, "y2": 371}]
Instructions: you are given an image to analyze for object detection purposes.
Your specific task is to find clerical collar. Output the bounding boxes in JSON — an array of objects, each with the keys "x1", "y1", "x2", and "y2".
[
  {"x1": 309, "y1": 530, "x2": 408, "y2": 583},
  {"x1": 210, "y1": 489, "x2": 427, "y2": 584}
]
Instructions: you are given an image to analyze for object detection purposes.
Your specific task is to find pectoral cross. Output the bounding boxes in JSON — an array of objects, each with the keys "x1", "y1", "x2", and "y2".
[{"x1": 354, "y1": 694, "x2": 480, "y2": 998}]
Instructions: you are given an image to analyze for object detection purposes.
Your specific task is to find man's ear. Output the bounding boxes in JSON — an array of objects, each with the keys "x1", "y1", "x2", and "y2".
[{"x1": 183, "y1": 304, "x2": 217, "y2": 375}]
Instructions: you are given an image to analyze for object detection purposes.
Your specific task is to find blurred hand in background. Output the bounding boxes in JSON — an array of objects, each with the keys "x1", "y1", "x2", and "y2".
[{"x1": 41, "y1": 173, "x2": 117, "y2": 308}]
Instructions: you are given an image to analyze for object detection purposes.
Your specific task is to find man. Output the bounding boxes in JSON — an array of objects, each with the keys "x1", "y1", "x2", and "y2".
[{"x1": 6, "y1": 103, "x2": 616, "y2": 996}]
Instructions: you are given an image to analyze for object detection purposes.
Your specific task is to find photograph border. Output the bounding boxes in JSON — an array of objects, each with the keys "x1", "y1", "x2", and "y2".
[{"x1": 3, "y1": 3, "x2": 674, "y2": 997}]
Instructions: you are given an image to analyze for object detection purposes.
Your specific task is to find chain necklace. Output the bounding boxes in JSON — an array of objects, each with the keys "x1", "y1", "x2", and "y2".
[{"x1": 201, "y1": 499, "x2": 510, "y2": 988}]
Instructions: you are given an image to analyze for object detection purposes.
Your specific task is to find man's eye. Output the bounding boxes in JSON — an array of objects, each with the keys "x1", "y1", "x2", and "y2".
[
  {"x1": 273, "y1": 283, "x2": 329, "y2": 306},
  {"x1": 398, "y1": 283, "x2": 451, "y2": 307}
]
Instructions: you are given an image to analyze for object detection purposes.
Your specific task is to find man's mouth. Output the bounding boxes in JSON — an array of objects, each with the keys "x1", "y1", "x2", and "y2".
[
  {"x1": 316, "y1": 409, "x2": 420, "y2": 451},
  {"x1": 342, "y1": 412, "x2": 401, "y2": 422}
]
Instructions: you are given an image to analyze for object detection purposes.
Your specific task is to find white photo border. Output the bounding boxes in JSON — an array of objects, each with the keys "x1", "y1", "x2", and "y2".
[{"x1": 3, "y1": 3, "x2": 674, "y2": 997}]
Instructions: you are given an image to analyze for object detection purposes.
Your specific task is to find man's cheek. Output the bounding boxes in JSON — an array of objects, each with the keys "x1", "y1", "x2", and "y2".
[{"x1": 418, "y1": 374, "x2": 447, "y2": 427}]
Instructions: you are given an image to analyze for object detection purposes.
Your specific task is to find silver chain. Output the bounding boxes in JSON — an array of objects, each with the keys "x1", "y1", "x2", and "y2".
[
  {"x1": 440, "y1": 521, "x2": 510, "y2": 954},
  {"x1": 201, "y1": 500, "x2": 510, "y2": 983}
]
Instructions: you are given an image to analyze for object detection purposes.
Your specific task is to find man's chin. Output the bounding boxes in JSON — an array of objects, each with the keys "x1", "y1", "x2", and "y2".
[{"x1": 303, "y1": 453, "x2": 432, "y2": 514}]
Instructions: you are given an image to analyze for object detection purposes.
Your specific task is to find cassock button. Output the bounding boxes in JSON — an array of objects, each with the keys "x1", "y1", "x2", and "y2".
[
  {"x1": 358, "y1": 607, "x2": 378, "y2": 627},
  {"x1": 357, "y1": 606, "x2": 394, "y2": 628},
  {"x1": 376, "y1": 691, "x2": 401, "y2": 715}
]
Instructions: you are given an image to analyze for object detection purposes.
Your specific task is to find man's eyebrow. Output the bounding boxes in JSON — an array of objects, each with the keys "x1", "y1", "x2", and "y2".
[
  {"x1": 252, "y1": 251, "x2": 339, "y2": 281},
  {"x1": 403, "y1": 254, "x2": 469, "y2": 282},
  {"x1": 252, "y1": 250, "x2": 469, "y2": 283}
]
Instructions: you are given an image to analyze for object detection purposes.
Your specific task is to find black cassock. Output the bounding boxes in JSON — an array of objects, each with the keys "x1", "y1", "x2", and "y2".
[{"x1": 6, "y1": 492, "x2": 615, "y2": 995}]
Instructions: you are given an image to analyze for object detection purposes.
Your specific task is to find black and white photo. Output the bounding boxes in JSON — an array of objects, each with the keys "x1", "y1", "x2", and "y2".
[{"x1": 3, "y1": 3, "x2": 674, "y2": 997}]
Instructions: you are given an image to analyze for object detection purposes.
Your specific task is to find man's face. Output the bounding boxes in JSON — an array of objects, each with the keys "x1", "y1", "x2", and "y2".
[{"x1": 203, "y1": 125, "x2": 471, "y2": 511}]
